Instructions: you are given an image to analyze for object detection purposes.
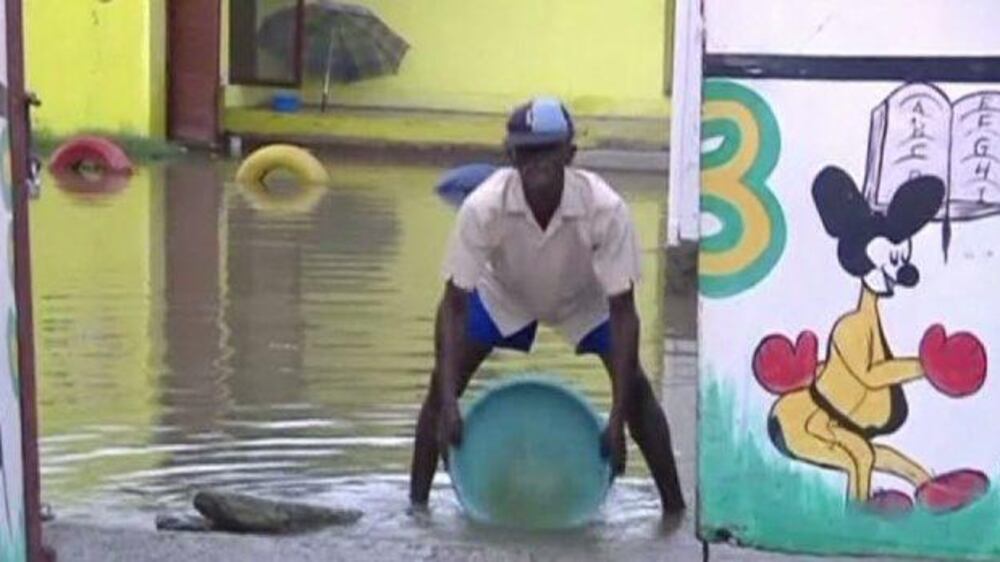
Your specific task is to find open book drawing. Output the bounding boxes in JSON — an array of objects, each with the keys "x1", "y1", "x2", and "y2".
[{"x1": 864, "y1": 83, "x2": 1000, "y2": 223}]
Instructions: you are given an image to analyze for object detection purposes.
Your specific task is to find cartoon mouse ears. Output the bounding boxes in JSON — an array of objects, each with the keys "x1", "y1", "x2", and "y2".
[
  {"x1": 885, "y1": 175, "x2": 945, "y2": 243},
  {"x1": 812, "y1": 166, "x2": 945, "y2": 243},
  {"x1": 812, "y1": 167, "x2": 871, "y2": 239}
]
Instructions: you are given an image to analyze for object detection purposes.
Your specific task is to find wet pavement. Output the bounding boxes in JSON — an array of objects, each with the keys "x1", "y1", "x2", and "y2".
[
  {"x1": 35, "y1": 154, "x2": 927, "y2": 560},
  {"x1": 44, "y1": 350, "x2": 921, "y2": 562}
]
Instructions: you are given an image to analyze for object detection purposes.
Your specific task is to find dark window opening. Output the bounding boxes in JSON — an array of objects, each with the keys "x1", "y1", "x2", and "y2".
[{"x1": 229, "y1": 0, "x2": 304, "y2": 86}]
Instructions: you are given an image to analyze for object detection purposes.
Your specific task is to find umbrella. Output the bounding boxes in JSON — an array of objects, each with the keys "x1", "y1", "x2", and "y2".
[{"x1": 258, "y1": 2, "x2": 409, "y2": 108}]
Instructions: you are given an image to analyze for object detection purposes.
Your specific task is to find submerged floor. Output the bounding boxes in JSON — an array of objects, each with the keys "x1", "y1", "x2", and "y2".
[
  {"x1": 33, "y1": 155, "x2": 673, "y2": 522},
  {"x1": 33, "y1": 154, "x2": 929, "y2": 561}
]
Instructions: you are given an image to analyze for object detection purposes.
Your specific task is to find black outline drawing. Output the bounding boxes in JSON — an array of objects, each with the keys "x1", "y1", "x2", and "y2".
[{"x1": 863, "y1": 83, "x2": 1000, "y2": 259}]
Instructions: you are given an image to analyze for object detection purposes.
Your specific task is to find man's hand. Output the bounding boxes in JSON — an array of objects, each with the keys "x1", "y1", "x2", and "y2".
[
  {"x1": 601, "y1": 414, "x2": 627, "y2": 478},
  {"x1": 437, "y1": 398, "x2": 463, "y2": 466},
  {"x1": 603, "y1": 289, "x2": 638, "y2": 479}
]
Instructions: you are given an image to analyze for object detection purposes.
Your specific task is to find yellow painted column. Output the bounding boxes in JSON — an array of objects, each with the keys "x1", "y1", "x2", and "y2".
[{"x1": 25, "y1": 0, "x2": 167, "y2": 138}]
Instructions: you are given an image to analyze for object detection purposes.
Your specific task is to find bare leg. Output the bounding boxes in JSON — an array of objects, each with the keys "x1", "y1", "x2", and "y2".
[
  {"x1": 600, "y1": 356, "x2": 685, "y2": 512},
  {"x1": 409, "y1": 340, "x2": 491, "y2": 506}
]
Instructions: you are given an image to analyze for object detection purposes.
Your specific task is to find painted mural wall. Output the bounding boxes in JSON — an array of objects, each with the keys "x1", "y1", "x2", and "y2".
[
  {"x1": 697, "y1": 2, "x2": 1000, "y2": 559},
  {"x1": 703, "y1": 0, "x2": 1000, "y2": 57},
  {"x1": 0, "y1": 0, "x2": 27, "y2": 559}
]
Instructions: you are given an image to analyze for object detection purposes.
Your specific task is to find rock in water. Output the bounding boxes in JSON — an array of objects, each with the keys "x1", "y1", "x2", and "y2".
[
  {"x1": 193, "y1": 491, "x2": 362, "y2": 534},
  {"x1": 156, "y1": 512, "x2": 214, "y2": 532}
]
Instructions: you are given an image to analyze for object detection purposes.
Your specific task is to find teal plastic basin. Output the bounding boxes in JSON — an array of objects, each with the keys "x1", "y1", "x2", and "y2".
[{"x1": 449, "y1": 376, "x2": 611, "y2": 530}]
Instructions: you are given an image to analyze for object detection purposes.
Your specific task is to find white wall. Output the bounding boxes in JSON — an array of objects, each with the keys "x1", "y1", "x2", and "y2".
[
  {"x1": 705, "y1": 0, "x2": 1000, "y2": 56},
  {"x1": 667, "y1": 0, "x2": 702, "y2": 245}
]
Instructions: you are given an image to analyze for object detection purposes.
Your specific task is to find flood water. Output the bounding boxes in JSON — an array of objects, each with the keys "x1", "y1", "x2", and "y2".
[{"x1": 31, "y1": 154, "x2": 681, "y2": 538}]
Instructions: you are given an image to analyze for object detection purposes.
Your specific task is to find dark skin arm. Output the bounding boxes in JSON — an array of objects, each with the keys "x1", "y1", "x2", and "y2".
[
  {"x1": 435, "y1": 280, "x2": 470, "y2": 460},
  {"x1": 602, "y1": 287, "x2": 639, "y2": 477}
]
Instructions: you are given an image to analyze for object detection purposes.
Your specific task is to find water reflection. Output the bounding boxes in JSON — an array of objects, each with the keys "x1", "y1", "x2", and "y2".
[
  {"x1": 33, "y1": 157, "x2": 666, "y2": 514},
  {"x1": 235, "y1": 176, "x2": 328, "y2": 214},
  {"x1": 161, "y1": 158, "x2": 227, "y2": 433},
  {"x1": 33, "y1": 165, "x2": 165, "y2": 503}
]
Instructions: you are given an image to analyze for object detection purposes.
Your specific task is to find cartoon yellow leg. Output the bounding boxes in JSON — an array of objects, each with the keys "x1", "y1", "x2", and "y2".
[
  {"x1": 823, "y1": 422, "x2": 875, "y2": 501},
  {"x1": 873, "y1": 444, "x2": 931, "y2": 487},
  {"x1": 774, "y1": 395, "x2": 872, "y2": 502}
]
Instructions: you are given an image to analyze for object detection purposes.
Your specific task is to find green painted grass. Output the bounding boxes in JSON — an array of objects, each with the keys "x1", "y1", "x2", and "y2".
[
  {"x1": 0, "y1": 529, "x2": 26, "y2": 562},
  {"x1": 699, "y1": 377, "x2": 1000, "y2": 560}
]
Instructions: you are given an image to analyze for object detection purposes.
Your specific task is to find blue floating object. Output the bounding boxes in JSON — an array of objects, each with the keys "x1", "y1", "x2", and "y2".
[
  {"x1": 449, "y1": 376, "x2": 611, "y2": 530},
  {"x1": 272, "y1": 93, "x2": 302, "y2": 113},
  {"x1": 435, "y1": 163, "x2": 497, "y2": 207}
]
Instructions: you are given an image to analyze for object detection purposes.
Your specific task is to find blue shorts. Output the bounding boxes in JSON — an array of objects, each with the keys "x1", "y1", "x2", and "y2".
[{"x1": 466, "y1": 291, "x2": 610, "y2": 355}]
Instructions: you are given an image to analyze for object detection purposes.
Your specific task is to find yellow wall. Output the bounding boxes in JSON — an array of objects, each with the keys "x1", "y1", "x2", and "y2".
[
  {"x1": 25, "y1": 0, "x2": 166, "y2": 137},
  {"x1": 23, "y1": 0, "x2": 673, "y2": 139},
  {"x1": 22, "y1": 0, "x2": 673, "y2": 139},
  {"x1": 225, "y1": 0, "x2": 674, "y2": 118}
]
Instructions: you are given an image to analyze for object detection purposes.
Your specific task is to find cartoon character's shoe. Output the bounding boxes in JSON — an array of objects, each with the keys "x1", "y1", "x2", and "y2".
[
  {"x1": 863, "y1": 489, "x2": 913, "y2": 517},
  {"x1": 916, "y1": 469, "x2": 989, "y2": 514}
]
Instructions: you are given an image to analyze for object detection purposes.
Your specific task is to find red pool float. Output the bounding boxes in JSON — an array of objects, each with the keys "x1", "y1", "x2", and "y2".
[
  {"x1": 50, "y1": 168, "x2": 130, "y2": 195},
  {"x1": 49, "y1": 135, "x2": 133, "y2": 175}
]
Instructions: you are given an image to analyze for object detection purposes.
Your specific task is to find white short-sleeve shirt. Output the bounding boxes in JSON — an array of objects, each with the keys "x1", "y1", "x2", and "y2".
[{"x1": 441, "y1": 166, "x2": 643, "y2": 344}]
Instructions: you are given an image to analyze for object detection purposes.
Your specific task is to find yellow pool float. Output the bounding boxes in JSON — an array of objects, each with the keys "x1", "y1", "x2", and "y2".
[
  {"x1": 235, "y1": 144, "x2": 330, "y2": 214},
  {"x1": 235, "y1": 144, "x2": 330, "y2": 186}
]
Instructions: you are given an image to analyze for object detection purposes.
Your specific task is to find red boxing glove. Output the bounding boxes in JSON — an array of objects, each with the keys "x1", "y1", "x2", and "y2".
[
  {"x1": 920, "y1": 324, "x2": 987, "y2": 398},
  {"x1": 752, "y1": 331, "x2": 818, "y2": 395}
]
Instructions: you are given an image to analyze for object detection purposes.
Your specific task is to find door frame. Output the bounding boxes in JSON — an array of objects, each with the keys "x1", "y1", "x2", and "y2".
[{"x1": 5, "y1": 0, "x2": 44, "y2": 560}]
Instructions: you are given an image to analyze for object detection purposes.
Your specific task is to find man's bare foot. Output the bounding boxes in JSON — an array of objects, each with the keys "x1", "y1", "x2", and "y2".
[
  {"x1": 661, "y1": 503, "x2": 687, "y2": 532},
  {"x1": 406, "y1": 502, "x2": 431, "y2": 524}
]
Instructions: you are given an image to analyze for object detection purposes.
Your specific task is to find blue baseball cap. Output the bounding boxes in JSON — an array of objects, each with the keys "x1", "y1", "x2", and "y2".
[{"x1": 505, "y1": 97, "x2": 575, "y2": 148}]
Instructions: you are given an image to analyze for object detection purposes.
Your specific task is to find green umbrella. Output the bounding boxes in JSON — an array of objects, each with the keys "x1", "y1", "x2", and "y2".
[{"x1": 258, "y1": 1, "x2": 410, "y2": 107}]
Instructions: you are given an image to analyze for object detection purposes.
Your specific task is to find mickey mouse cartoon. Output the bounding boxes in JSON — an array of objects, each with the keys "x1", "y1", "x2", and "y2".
[{"x1": 753, "y1": 166, "x2": 990, "y2": 515}]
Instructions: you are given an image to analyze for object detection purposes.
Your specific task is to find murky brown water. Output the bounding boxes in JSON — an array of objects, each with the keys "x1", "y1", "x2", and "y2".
[{"x1": 30, "y1": 155, "x2": 671, "y2": 528}]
